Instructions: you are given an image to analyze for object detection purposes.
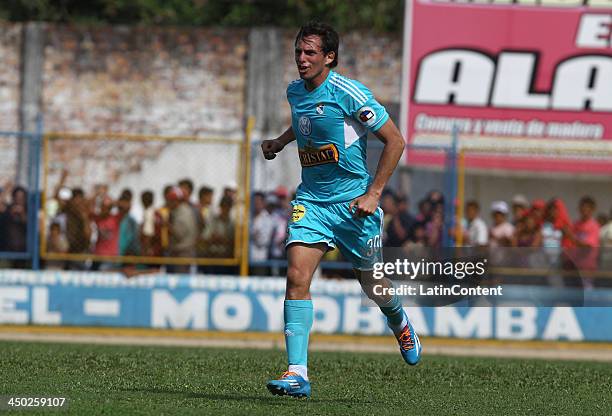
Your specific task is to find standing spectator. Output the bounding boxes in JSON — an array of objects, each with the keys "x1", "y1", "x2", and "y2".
[
  {"x1": 464, "y1": 200, "x2": 488, "y2": 247},
  {"x1": 223, "y1": 181, "x2": 238, "y2": 204},
  {"x1": 511, "y1": 194, "x2": 529, "y2": 225},
  {"x1": 198, "y1": 185, "x2": 214, "y2": 232},
  {"x1": 380, "y1": 190, "x2": 397, "y2": 246},
  {"x1": 541, "y1": 199, "x2": 568, "y2": 267},
  {"x1": 274, "y1": 186, "x2": 292, "y2": 218},
  {"x1": 168, "y1": 186, "x2": 198, "y2": 273},
  {"x1": 600, "y1": 208, "x2": 612, "y2": 270},
  {"x1": 45, "y1": 222, "x2": 68, "y2": 270},
  {"x1": 488, "y1": 201, "x2": 514, "y2": 266},
  {"x1": 179, "y1": 178, "x2": 202, "y2": 231},
  {"x1": 250, "y1": 191, "x2": 273, "y2": 275},
  {"x1": 64, "y1": 188, "x2": 91, "y2": 254},
  {"x1": 140, "y1": 190, "x2": 161, "y2": 257},
  {"x1": 415, "y1": 198, "x2": 432, "y2": 227},
  {"x1": 0, "y1": 186, "x2": 28, "y2": 267},
  {"x1": 118, "y1": 189, "x2": 140, "y2": 256},
  {"x1": 513, "y1": 213, "x2": 542, "y2": 248},
  {"x1": 202, "y1": 196, "x2": 236, "y2": 274},
  {"x1": 425, "y1": 205, "x2": 444, "y2": 248},
  {"x1": 489, "y1": 201, "x2": 514, "y2": 248},
  {"x1": 387, "y1": 194, "x2": 416, "y2": 247},
  {"x1": 267, "y1": 194, "x2": 287, "y2": 261},
  {"x1": 92, "y1": 195, "x2": 122, "y2": 270},
  {"x1": 566, "y1": 196, "x2": 600, "y2": 276},
  {"x1": 157, "y1": 185, "x2": 173, "y2": 256},
  {"x1": 531, "y1": 199, "x2": 546, "y2": 227}
]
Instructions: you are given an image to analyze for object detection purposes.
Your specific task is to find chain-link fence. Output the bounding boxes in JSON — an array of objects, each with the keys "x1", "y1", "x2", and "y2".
[
  {"x1": 41, "y1": 132, "x2": 249, "y2": 272},
  {"x1": 455, "y1": 142, "x2": 612, "y2": 286}
]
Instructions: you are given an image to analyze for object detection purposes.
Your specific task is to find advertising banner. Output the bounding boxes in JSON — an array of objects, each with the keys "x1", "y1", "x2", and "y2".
[
  {"x1": 403, "y1": 0, "x2": 612, "y2": 173},
  {"x1": 1, "y1": 270, "x2": 612, "y2": 341}
]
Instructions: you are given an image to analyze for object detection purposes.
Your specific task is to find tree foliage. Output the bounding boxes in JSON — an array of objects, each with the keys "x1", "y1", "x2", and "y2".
[{"x1": 0, "y1": 0, "x2": 404, "y2": 32}]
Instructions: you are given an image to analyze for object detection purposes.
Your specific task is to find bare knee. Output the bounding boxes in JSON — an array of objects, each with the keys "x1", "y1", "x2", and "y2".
[{"x1": 286, "y1": 265, "x2": 311, "y2": 300}]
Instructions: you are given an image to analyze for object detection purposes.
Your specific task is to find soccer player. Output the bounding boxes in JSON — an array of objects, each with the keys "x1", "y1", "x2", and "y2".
[{"x1": 262, "y1": 22, "x2": 421, "y2": 398}]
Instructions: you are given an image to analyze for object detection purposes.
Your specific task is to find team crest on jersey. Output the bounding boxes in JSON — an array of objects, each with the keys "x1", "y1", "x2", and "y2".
[
  {"x1": 299, "y1": 142, "x2": 339, "y2": 167},
  {"x1": 291, "y1": 204, "x2": 306, "y2": 222},
  {"x1": 357, "y1": 106, "x2": 377, "y2": 127},
  {"x1": 316, "y1": 103, "x2": 325, "y2": 115},
  {"x1": 298, "y1": 116, "x2": 312, "y2": 136}
]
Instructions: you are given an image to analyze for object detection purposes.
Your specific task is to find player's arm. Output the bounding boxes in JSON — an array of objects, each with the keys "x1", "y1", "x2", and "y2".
[
  {"x1": 261, "y1": 126, "x2": 296, "y2": 160},
  {"x1": 349, "y1": 118, "x2": 405, "y2": 217}
]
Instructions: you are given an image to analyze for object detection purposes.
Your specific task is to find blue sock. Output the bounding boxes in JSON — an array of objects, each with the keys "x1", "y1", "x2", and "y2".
[
  {"x1": 284, "y1": 300, "x2": 313, "y2": 369},
  {"x1": 379, "y1": 294, "x2": 406, "y2": 330}
]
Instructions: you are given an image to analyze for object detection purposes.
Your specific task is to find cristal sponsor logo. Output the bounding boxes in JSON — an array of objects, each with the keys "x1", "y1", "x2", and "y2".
[
  {"x1": 291, "y1": 204, "x2": 306, "y2": 222},
  {"x1": 298, "y1": 116, "x2": 312, "y2": 136},
  {"x1": 298, "y1": 143, "x2": 339, "y2": 167},
  {"x1": 316, "y1": 103, "x2": 325, "y2": 114},
  {"x1": 357, "y1": 106, "x2": 377, "y2": 127}
]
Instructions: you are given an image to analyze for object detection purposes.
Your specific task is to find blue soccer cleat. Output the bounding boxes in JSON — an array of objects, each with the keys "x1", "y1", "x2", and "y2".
[
  {"x1": 394, "y1": 318, "x2": 422, "y2": 365},
  {"x1": 266, "y1": 371, "x2": 311, "y2": 398}
]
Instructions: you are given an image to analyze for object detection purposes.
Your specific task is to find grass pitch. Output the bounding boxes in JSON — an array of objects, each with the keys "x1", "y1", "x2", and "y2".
[{"x1": 1, "y1": 341, "x2": 611, "y2": 415}]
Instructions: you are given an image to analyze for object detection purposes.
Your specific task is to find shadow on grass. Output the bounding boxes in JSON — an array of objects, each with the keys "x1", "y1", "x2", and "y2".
[{"x1": 119, "y1": 386, "x2": 377, "y2": 405}]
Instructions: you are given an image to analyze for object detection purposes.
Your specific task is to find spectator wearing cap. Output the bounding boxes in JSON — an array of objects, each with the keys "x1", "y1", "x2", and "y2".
[
  {"x1": 273, "y1": 186, "x2": 291, "y2": 218},
  {"x1": 167, "y1": 186, "x2": 198, "y2": 273},
  {"x1": 511, "y1": 194, "x2": 529, "y2": 225},
  {"x1": 223, "y1": 181, "x2": 238, "y2": 203},
  {"x1": 489, "y1": 201, "x2": 514, "y2": 248}
]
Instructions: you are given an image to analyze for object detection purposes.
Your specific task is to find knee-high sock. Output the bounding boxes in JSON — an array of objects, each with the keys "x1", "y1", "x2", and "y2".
[
  {"x1": 379, "y1": 293, "x2": 406, "y2": 331},
  {"x1": 284, "y1": 300, "x2": 313, "y2": 367}
]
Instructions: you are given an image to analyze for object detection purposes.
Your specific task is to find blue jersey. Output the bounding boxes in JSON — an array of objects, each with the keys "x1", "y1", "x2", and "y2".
[{"x1": 287, "y1": 71, "x2": 389, "y2": 203}]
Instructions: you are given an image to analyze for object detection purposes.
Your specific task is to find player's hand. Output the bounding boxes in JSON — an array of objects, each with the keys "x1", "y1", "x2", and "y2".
[
  {"x1": 349, "y1": 192, "x2": 379, "y2": 218},
  {"x1": 261, "y1": 139, "x2": 284, "y2": 160}
]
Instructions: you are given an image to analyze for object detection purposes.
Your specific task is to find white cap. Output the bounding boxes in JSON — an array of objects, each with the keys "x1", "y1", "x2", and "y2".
[
  {"x1": 58, "y1": 187, "x2": 72, "y2": 200},
  {"x1": 491, "y1": 201, "x2": 509, "y2": 214}
]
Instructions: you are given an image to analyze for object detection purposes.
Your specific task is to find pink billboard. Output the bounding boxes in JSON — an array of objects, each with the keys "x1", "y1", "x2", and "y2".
[{"x1": 402, "y1": 0, "x2": 612, "y2": 174}]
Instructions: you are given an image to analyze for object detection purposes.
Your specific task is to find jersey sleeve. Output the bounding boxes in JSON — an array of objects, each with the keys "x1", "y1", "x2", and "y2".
[{"x1": 333, "y1": 77, "x2": 389, "y2": 132}]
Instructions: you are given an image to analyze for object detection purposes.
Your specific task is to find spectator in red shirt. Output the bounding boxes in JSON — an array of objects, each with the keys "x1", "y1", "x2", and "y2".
[{"x1": 567, "y1": 196, "x2": 600, "y2": 274}]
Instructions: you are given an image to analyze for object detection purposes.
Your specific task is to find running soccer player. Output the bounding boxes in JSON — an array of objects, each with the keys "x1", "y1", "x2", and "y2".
[{"x1": 262, "y1": 22, "x2": 421, "y2": 398}]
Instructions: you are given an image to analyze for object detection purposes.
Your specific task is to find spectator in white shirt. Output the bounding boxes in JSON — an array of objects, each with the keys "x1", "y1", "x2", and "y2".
[{"x1": 465, "y1": 200, "x2": 488, "y2": 247}]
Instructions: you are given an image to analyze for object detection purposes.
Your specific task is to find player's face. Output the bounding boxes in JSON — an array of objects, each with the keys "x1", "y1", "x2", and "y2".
[{"x1": 295, "y1": 35, "x2": 333, "y2": 82}]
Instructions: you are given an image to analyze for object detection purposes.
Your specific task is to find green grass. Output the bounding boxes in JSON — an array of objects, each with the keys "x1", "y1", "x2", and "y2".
[{"x1": 1, "y1": 341, "x2": 611, "y2": 415}]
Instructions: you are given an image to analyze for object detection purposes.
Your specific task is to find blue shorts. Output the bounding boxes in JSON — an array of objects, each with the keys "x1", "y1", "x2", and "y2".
[{"x1": 286, "y1": 199, "x2": 383, "y2": 270}]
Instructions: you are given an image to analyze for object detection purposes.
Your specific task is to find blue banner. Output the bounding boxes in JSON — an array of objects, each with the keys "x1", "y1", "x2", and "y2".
[{"x1": 1, "y1": 270, "x2": 611, "y2": 341}]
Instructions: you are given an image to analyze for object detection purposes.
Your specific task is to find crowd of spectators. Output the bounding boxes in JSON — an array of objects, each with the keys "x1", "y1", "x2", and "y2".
[{"x1": 1, "y1": 176, "x2": 611, "y2": 277}]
